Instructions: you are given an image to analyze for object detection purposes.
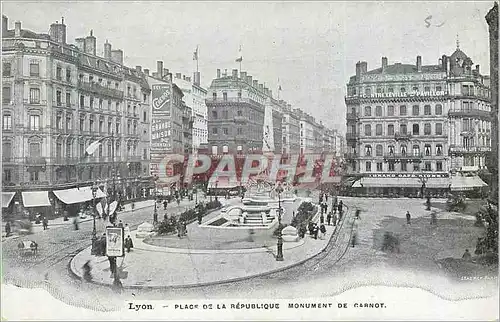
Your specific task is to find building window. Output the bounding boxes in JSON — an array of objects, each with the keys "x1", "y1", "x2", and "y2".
[
  {"x1": 435, "y1": 123, "x2": 442, "y2": 135},
  {"x1": 399, "y1": 105, "x2": 407, "y2": 116},
  {"x1": 376, "y1": 88, "x2": 382, "y2": 94},
  {"x1": 388, "y1": 124, "x2": 394, "y2": 136},
  {"x1": 222, "y1": 92, "x2": 228, "y2": 101},
  {"x1": 435, "y1": 104, "x2": 442, "y2": 115},
  {"x1": 80, "y1": 95, "x2": 85, "y2": 108},
  {"x1": 90, "y1": 97, "x2": 94, "y2": 109},
  {"x1": 436, "y1": 161, "x2": 443, "y2": 171},
  {"x1": 2, "y1": 87, "x2": 11, "y2": 104},
  {"x1": 80, "y1": 117, "x2": 85, "y2": 131},
  {"x1": 412, "y1": 86, "x2": 419, "y2": 91},
  {"x1": 212, "y1": 111, "x2": 217, "y2": 119},
  {"x1": 376, "y1": 124, "x2": 382, "y2": 136},
  {"x1": 375, "y1": 106, "x2": 382, "y2": 116},
  {"x1": 365, "y1": 161, "x2": 371, "y2": 172},
  {"x1": 436, "y1": 86, "x2": 442, "y2": 92},
  {"x1": 3, "y1": 168, "x2": 12, "y2": 181},
  {"x1": 213, "y1": 92, "x2": 217, "y2": 100},
  {"x1": 388, "y1": 161, "x2": 395, "y2": 172},
  {"x1": 387, "y1": 105, "x2": 394, "y2": 116},
  {"x1": 364, "y1": 145, "x2": 372, "y2": 156},
  {"x1": 388, "y1": 87, "x2": 394, "y2": 93},
  {"x1": 65, "y1": 92, "x2": 71, "y2": 107},
  {"x1": 400, "y1": 124, "x2": 407, "y2": 135},
  {"x1": 388, "y1": 145, "x2": 395, "y2": 155},
  {"x1": 116, "y1": 123, "x2": 120, "y2": 134},
  {"x1": 412, "y1": 105, "x2": 419, "y2": 116},
  {"x1": 56, "y1": 114, "x2": 62, "y2": 130},
  {"x1": 29, "y1": 142, "x2": 40, "y2": 157},
  {"x1": 56, "y1": 66, "x2": 62, "y2": 80},
  {"x1": 413, "y1": 163, "x2": 420, "y2": 171},
  {"x1": 66, "y1": 116, "x2": 72, "y2": 130},
  {"x1": 3, "y1": 114, "x2": 12, "y2": 130},
  {"x1": 223, "y1": 110, "x2": 228, "y2": 119},
  {"x1": 400, "y1": 87, "x2": 406, "y2": 93},
  {"x1": 30, "y1": 115, "x2": 40, "y2": 131},
  {"x1": 365, "y1": 88, "x2": 371, "y2": 96},
  {"x1": 223, "y1": 128, "x2": 228, "y2": 135},
  {"x1": 424, "y1": 162, "x2": 431, "y2": 171},
  {"x1": 30, "y1": 171, "x2": 40, "y2": 182},
  {"x1": 436, "y1": 144, "x2": 443, "y2": 156},
  {"x1": 376, "y1": 162, "x2": 383, "y2": 171},
  {"x1": 401, "y1": 145, "x2": 407, "y2": 156},
  {"x1": 364, "y1": 124, "x2": 371, "y2": 136},
  {"x1": 364, "y1": 106, "x2": 371, "y2": 116},
  {"x1": 398, "y1": 160, "x2": 406, "y2": 172},
  {"x1": 3, "y1": 62, "x2": 11, "y2": 76},
  {"x1": 424, "y1": 86, "x2": 430, "y2": 92},
  {"x1": 412, "y1": 145, "x2": 420, "y2": 156},
  {"x1": 29, "y1": 88, "x2": 40, "y2": 104},
  {"x1": 99, "y1": 99, "x2": 103, "y2": 110},
  {"x1": 56, "y1": 90, "x2": 62, "y2": 106},
  {"x1": 89, "y1": 118, "x2": 94, "y2": 132},
  {"x1": 375, "y1": 144, "x2": 383, "y2": 156},
  {"x1": 99, "y1": 119, "x2": 103, "y2": 132},
  {"x1": 66, "y1": 68, "x2": 71, "y2": 82},
  {"x1": 212, "y1": 127, "x2": 218, "y2": 134},
  {"x1": 412, "y1": 124, "x2": 419, "y2": 135},
  {"x1": 237, "y1": 128, "x2": 243, "y2": 135},
  {"x1": 237, "y1": 110, "x2": 243, "y2": 116},
  {"x1": 424, "y1": 105, "x2": 431, "y2": 115},
  {"x1": 424, "y1": 123, "x2": 431, "y2": 135},
  {"x1": 30, "y1": 62, "x2": 40, "y2": 76},
  {"x1": 424, "y1": 145, "x2": 431, "y2": 156}
]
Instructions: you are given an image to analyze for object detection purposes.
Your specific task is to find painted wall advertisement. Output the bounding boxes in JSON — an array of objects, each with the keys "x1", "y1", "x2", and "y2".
[
  {"x1": 105, "y1": 226, "x2": 124, "y2": 257},
  {"x1": 151, "y1": 83, "x2": 171, "y2": 115},
  {"x1": 151, "y1": 83, "x2": 173, "y2": 153}
]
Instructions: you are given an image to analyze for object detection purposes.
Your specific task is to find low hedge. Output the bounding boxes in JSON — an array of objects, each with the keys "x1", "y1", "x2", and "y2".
[{"x1": 291, "y1": 201, "x2": 316, "y2": 229}]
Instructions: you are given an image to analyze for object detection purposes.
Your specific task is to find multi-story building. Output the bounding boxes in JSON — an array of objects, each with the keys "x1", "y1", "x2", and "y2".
[
  {"x1": 172, "y1": 72, "x2": 207, "y2": 153},
  {"x1": 280, "y1": 102, "x2": 301, "y2": 155},
  {"x1": 295, "y1": 109, "x2": 316, "y2": 154},
  {"x1": 486, "y1": 2, "x2": 498, "y2": 202},
  {"x1": 1, "y1": 16, "x2": 151, "y2": 217},
  {"x1": 206, "y1": 69, "x2": 282, "y2": 155},
  {"x1": 345, "y1": 51, "x2": 490, "y2": 196}
]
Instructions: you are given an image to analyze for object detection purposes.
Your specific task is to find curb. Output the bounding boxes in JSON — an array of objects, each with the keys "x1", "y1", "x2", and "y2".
[{"x1": 69, "y1": 202, "x2": 351, "y2": 290}]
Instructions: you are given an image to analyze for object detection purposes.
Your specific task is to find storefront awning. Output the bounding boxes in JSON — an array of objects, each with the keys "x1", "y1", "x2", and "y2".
[
  {"x1": 53, "y1": 186, "x2": 107, "y2": 204},
  {"x1": 2, "y1": 192, "x2": 16, "y2": 208},
  {"x1": 352, "y1": 177, "x2": 423, "y2": 188},
  {"x1": 22, "y1": 191, "x2": 51, "y2": 207},
  {"x1": 425, "y1": 177, "x2": 451, "y2": 188},
  {"x1": 451, "y1": 176, "x2": 488, "y2": 191}
]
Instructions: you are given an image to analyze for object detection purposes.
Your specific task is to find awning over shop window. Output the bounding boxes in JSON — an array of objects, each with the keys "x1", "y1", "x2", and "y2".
[
  {"x1": 22, "y1": 191, "x2": 51, "y2": 207},
  {"x1": 425, "y1": 177, "x2": 451, "y2": 189},
  {"x1": 53, "y1": 186, "x2": 107, "y2": 205},
  {"x1": 2, "y1": 192, "x2": 16, "y2": 208},
  {"x1": 353, "y1": 177, "x2": 423, "y2": 188},
  {"x1": 451, "y1": 176, "x2": 488, "y2": 191}
]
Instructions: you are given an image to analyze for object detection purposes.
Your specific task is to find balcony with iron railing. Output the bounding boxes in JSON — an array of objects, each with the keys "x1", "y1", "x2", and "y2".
[
  {"x1": 346, "y1": 133, "x2": 358, "y2": 140},
  {"x1": 394, "y1": 132, "x2": 412, "y2": 140},
  {"x1": 448, "y1": 109, "x2": 491, "y2": 119},
  {"x1": 78, "y1": 80, "x2": 124, "y2": 100},
  {"x1": 25, "y1": 157, "x2": 47, "y2": 166},
  {"x1": 346, "y1": 113, "x2": 359, "y2": 121},
  {"x1": 383, "y1": 153, "x2": 424, "y2": 159},
  {"x1": 449, "y1": 145, "x2": 491, "y2": 154}
]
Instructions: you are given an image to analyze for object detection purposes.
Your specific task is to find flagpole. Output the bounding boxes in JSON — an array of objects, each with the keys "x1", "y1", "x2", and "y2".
[{"x1": 197, "y1": 45, "x2": 199, "y2": 73}]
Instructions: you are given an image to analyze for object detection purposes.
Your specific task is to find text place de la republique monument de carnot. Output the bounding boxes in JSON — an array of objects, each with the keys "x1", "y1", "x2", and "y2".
[{"x1": 0, "y1": 1, "x2": 498, "y2": 321}]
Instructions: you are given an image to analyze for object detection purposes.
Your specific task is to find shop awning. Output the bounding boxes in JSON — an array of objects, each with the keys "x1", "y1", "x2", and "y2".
[
  {"x1": 451, "y1": 176, "x2": 488, "y2": 191},
  {"x1": 53, "y1": 186, "x2": 107, "y2": 204},
  {"x1": 2, "y1": 192, "x2": 16, "y2": 208},
  {"x1": 425, "y1": 177, "x2": 451, "y2": 189},
  {"x1": 352, "y1": 177, "x2": 423, "y2": 188},
  {"x1": 21, "y1": 191, "x2": 51, "y2": 207}
]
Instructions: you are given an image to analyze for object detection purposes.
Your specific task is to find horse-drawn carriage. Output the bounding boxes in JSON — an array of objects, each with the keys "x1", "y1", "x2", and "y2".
[{"x1": 17, "y1": 240, "x2": 38, "y2": 256}]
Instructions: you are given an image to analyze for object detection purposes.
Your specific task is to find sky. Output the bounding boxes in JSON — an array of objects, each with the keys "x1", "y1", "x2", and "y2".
[{"x1": 2, "y1": 1, "x2": 494, "y2": 133}]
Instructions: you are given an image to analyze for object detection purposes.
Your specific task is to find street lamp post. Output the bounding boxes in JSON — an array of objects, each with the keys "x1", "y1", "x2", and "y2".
[
  {"x1": 153, "y1": 176, "x2": 158, "y2": 225},
  {"x1": 90, "y1": 182, "x2": 98, "y2": 255},
  {"x1": 275, "y1": 182, "x2": 284, "y2": 261}
]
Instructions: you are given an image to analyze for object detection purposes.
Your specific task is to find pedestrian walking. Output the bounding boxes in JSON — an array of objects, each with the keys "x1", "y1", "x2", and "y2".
[
  {"x1": 462, "y1": 249, "x2": 472, "y2": 261},
  {"x1": 118, "y1": 220, "x2": 124, "y2": 228},
  {"x1": 406, "y1": 211, "x2": 411, "y2": 225},
  {"x1": 313, "y1": 223, "x2": 319, "y2": 240},
  {"x1": 333, "y1": 203, "x2": 337, "y2": 214},
  {"x1": 325, "y1": 194, "x2": 329, "y2": 202},
  {"x1": 327, "y1": 212, "x2": 332, "y2": 225},
  {"x1": 108, "y1": 256, "x2": 117, "y2": 278},
  {"x1": 430, "y1": 211, "x2": 437, "y2": 225},
  {"x1": 319, "y1": 224, "x2": 327, "y2": 240},
  {"x1": 351, "y1": 232, "x2": 357, "y2": 247},
  {"x1": 320, "y1": 214, "x2": 325, "y2": 224},
  {"x1": 124, "y1": 235, "x2": 134, "y2": 253},
  {"x1": 183, "y1": 221, "x2": 187, "y2": 236},
  {"x1": 5, "y1": 221, "x2": 11, "y2": 237},
  {"x1": 176, "y1": 198, "x2": 180, "y2": 206},
  {"x1": 197, "y1": 211, "x2": 203, "y2": 225},
  {"x1": 308, "y1": 222, "x2": 315, "y2": 236},
  {"x1": 355, "y1": 209, "x2": 361, "y2": 220},
  {"x1": 82, "y1": 260, "x2": 93, "y2": 282},
  {"x1": 73, "y1": 216, "x2": 79, "y2": 230},
  {"x1": 338, "y1": 211, "x2": 343, "y2": 223},
  {"x1": 332, "y1": 213, "x2": 337, "y2": 226},
  {"x1": 338, "y1": 200, "x2": 343, "y2": 214},
  {"x1": 42, "y1": 217, "x2": 48, "y2": 230},
  {"x1": 177, "y1": 221, "x2": 183, "y2": 238},
  {"x1": 124, "y1": 223, "x2": 131, "y2": 237},
  {"x1": 163, "y1": 200, "x2": 168, "y2": 210}
]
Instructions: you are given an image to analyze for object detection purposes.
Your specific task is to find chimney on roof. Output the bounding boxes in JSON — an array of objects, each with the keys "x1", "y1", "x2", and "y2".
[
  {"x1": 144, "y1": 69, "x2": 149, "y2": 76},
  {"x1": 416, "y1": 55, "x2": 422, "y2": 72},
  {"x1": 253, "y1": 80, "x2": 258, "y2": 88},
  {"x1": 223, "y1": 69, "x2": 228, "y2": 77},
  {"x1": 75, "y1": 37, "x2": 85, "y2": 51},
  {"x1": 355, "y1": 61, "x2": 367, "y2": 81},
  {"x1": 104, "y1": 40, "x2": 112, "y2": 60},
  {"x1": 247, "y1": 75, "x2": 252, "y2": 84},
  {"x1": 85, "y1": 30, "x2": 96, "y2": 55},
  {"x1": 152, "y1": 72, "x2": 158, "y2": 78},
  {"x1": 163, "y1": 69, "x2": 169, "y2": 77},
  {"x1": 176, "y1": 73, "x2": 181, "y2": 79},
  {"x1": 476, "y1": 64, "x2": 480, "y2": 73},
  {"x1": 269, "y1": 89, "x2": 273, "y2": 97},
  {"x1": 382, "y1": 57, "x2": 388, "y2": 71},
  {"x1": 186, "y1": 76, "x2": 191, "y2": 82},
  {"x1": 136, "y1": 65, "x2": 142, "y2": 73},
  {"x1": 183, "y1": 75, "x2": 186, "y2": 80},
  {"x1": 193, "y1": 71, "x2": 200, "y2": 85},
  {"x1": 49, "y1": 18, "x2": 67, "y2": 44},
  {"x1": 156, "y1": 61, "x2": 163, "y2": 79},
  {"x1": 111, "y1": 49, "x2": 123, "y2": 65},
  {"x1": 2, "y1": 15, "x2": 7, "y2": 35},
  {"x1": 240, "y1": 71, "x2": 247, "y2": 81},
  {"x1": 216, "y1": 69, "x2": 221, "y2": 78},
  {"x1": 14, "y1": 21, "x2": 21, "y2": 37},
  {"x1": 232, "y1": 69, "x2": 238, "y2": 79},
  {"x1": 258, "y1": 84, "x2": 264, "y2": 91}
]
